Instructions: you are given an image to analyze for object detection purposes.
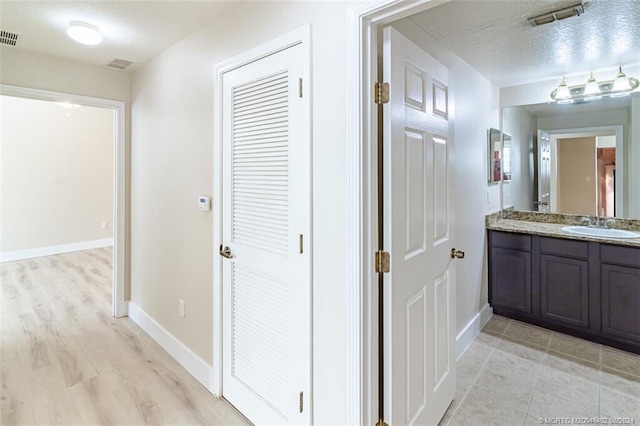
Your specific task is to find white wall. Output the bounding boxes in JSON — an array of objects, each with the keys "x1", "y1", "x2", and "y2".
[
  {"x1": 130, "y1": 2, "x2": 353, "y2": 422},
  {"x1": 391, "y1": 18, "x2": 500, "y2": 340},
  {"x1": 503, "y1": 106, "x2": 537, "y2": 211},
  {"x1": 0, "y1": 96, "x2": 114, "y2": 253}
]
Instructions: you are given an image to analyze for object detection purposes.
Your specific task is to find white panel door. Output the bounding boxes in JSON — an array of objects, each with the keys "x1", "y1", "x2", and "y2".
[
  {"x1": 383, "y1": 26, "x2": 457, "y2": 426},
  {"x1": 220, "y1": 43, "x2": 310, "y2": 425},
  {"x1": 538, "y1": 130, "x2": 551, "y2": 212}
]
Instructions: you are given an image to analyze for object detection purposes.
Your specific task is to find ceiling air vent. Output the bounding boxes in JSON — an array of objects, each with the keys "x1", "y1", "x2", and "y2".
[
  {"x1": 0, "y1": 30, "x2": 19, "y2": 47},
  {"x1": 106, "y1": 58, "x2": 133, "y2": 70}
]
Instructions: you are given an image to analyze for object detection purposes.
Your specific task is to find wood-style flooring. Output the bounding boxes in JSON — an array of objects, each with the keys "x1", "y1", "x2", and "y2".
[{"x1": 1, "y1": 248, "x2": 249, "y2": 425}]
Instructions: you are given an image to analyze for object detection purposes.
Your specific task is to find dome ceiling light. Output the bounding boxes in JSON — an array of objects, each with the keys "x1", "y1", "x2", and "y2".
[
  {"x1": 67, "y1": 21, "x2": 102, "y2": 45},
  {"x1": 550, "y1": 67, "x2": 639, "y2": 104}
]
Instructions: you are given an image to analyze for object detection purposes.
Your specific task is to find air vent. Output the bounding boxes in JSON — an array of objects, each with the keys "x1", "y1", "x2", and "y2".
[
  {"x1": 0, "y1": 30, "x2": 19, "y2": 47},
  {"x1": 106, "y1": 58, "x2": 133, "y2": 70}
]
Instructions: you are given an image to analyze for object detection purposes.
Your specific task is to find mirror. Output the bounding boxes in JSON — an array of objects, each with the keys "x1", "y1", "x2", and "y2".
[
  {"x1": 502, "y1": 92, "x2": 640, "y2": 218},
  {"x1": 489, "y1": 128, "x2": 512, "y2": 184},
  {"x1": 487, "y1": 128, "x2": 501, "y2": 183}
]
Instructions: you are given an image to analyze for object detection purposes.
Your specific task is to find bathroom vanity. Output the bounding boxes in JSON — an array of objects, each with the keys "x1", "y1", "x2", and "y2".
[{"x1": 487, "y1": 213, "x2": 640, "y2": 354}]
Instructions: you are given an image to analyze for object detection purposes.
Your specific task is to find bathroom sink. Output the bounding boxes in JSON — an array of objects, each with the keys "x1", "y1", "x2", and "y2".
[{"x1": 561, "y1": 226, "x2": 640, "y2": 239}]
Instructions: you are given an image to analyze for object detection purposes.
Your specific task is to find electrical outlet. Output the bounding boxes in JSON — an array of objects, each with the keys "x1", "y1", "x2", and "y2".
[
  {"x1": 179, "y1": 299, "x2": 185, "y2": 317},
  {"x1": 101, "y1": 222, "x2": 108, "y2": 229}
]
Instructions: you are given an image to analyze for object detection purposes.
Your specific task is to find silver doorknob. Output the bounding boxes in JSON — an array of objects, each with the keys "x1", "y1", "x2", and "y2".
[
  {"x1": 450, "y1": 248, "x2": 465, "y2": 259},
  {"x1": 219, "y1": 245, "x2": 234, "y2": 259}
]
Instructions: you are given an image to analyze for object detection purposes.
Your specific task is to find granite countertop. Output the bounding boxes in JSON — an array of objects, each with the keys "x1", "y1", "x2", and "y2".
[{"x1": 488, "y1": 218, "x2": 640, "y2": 248}]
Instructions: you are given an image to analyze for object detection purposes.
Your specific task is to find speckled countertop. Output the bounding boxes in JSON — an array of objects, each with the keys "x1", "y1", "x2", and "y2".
[{"x1": 486, "y1": 211, "x2": 640, "y2": 248}]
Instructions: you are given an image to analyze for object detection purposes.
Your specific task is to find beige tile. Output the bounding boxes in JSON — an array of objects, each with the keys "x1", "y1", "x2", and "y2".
[
  {"x1": 503, "y1": 321, "x2": 552, "y2": 349},
  {"x1": 468, "y1": 367, "x2": 535, "y2": 413},
  {"x1": 547, "y1": 332, "x2": 601, "y2": 364},
  {"x1": 449, "y1": 402, "x2": 526, "y2": 426},
  {"x1": 536, "y1": 365, "x2": 599, "y2": 408},
  {"x1": 600, "y1": 386, "x2": 640, "y2": 421},
  {"x1": 523, "y1": 416, "x2": 543, "y2": 426},
  {"x1": 497, "y1": 335, "x2": 548, "y2": 364},
  {"x1": 600, "y1": 367, "x2": 640, "y2": 399},
  {"x1": 481, "y1": 315, "x2": 511, "y2": 338},
  {"x1": 544, "y1": 351, "x2": 600, "y2": 384},
  {"x1": 485, "y1": 348, "x2": 542, "y2": 384},
  {"x1": 528, "y1": 389, "x2": 597, "y2": 419},
  {"x1": 601, "y1": 347, "x2": 640, "y2": 378}
]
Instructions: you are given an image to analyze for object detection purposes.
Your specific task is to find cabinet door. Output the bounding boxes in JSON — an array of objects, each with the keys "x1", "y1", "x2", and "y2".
[
  {"x1": 490, "y1": 248, "x2": 532, "y2": 314},
  {"x1": 601, "y1": 264, "x2": 640, "y2": 343},
  {"x1": 540, "y1": 255, "x2": 589, "y2": 329}
]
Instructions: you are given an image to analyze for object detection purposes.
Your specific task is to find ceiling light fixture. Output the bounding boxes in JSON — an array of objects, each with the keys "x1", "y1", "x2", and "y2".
[
  {"x1": 550, "y1": 67, "x2": 639, "y2": 103},
  {"x1": 527, "y1": 3, "x2": 584, "y2": 27},
  {"x1": 67, "y1": 21, "x2": 102, "y2": 45}
]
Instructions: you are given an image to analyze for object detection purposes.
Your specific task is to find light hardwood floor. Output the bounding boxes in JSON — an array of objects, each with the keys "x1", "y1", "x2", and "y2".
[{"x1": 1, "y1": 248, "x2": 249, "y2": 425}]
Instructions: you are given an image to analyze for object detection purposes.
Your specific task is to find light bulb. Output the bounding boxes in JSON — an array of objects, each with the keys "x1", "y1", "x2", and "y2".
[
  {"x1": 555, "y1": 76, "x2": 571, "y2": 99},
  {"x1": 584, "y1": 72, "x2": 600, "y2": 95},
  {"x1": 67, "y1": 22, "x2": 102, "y2": 45},
  {"x1": 613, "y1": 66, "x2": 631, "y2": 92}
]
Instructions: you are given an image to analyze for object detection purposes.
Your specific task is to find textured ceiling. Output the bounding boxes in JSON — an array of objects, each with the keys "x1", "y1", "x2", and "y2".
[
  {"x1": 409, "y1": 0, "x2": 640, "y2": 87},
  {"x1": 0, "y1": 1, "x2": 241, "y2": 71}
]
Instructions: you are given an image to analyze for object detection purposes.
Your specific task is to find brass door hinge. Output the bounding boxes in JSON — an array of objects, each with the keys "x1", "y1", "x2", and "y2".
[
  {"x1": 374, "y1": 82, "x2": 390, "y2": 104},
  {"x1": 299, "y1": 391, "x2": 304, "y2": 413},
  {"x1": 375, "y1": 251, "x2": 390, "y2": 273}
]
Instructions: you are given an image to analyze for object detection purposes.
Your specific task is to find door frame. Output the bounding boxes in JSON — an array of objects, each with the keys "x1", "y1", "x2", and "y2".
[
  {"x1": 212, "y1": 25, "x2": 312, "y2": 399},
  {"x1": 346, "y1": 1, "x2": 451, "y2": 424},
  {"x1": 0, "y1": 84, "x2": 128, "y2": 318}
]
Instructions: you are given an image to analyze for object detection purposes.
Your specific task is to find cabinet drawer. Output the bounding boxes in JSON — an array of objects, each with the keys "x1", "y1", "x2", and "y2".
[
  {"x1": 540, "y1": 237, "x2": 589, "y2": 259},
  {"x1": 490, "y1": 231, "x2": 531, "y2": 251},
  {"x1": 600, "y1": 245, "x2": 640, "y2": 268}
]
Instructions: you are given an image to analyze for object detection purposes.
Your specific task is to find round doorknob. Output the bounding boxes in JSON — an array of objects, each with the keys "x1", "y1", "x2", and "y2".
[{"x1": 450, "y1": 248, "x2": 465, "y2": 259}]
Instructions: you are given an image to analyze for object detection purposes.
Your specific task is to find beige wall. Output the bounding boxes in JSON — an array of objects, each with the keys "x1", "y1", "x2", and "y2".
[
  {"x1": 1, "y1": 95, "x2": 113, "y2": 252},
  {"x1": 130, "y1": 2, "x2": 352, "y2": 422},
  {"x1": 557, "y1": 137, "x2": 596, "y2": 215}
]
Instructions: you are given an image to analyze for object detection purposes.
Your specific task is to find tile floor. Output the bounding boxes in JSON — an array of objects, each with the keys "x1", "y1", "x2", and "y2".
[{"x1": 440, "y1": 315, "x2": 640, "y2": 426}]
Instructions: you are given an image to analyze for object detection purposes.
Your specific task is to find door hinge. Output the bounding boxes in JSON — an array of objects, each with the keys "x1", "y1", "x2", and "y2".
[
  {"x1": 299, "y1": 391, "x2": 304, "y2": 413},
  {"x1": 374, "y1": 82, "x2": 390, "y2": 104},
  {"x1": 299, "y1": 78, "x2": 303, "y2": 98},
  {"x1": 299, "y1": 234, "x2": 304, "y2": 254},
  {"x1": 375, "y1": 251, "x2": 390, "y2": 273}
]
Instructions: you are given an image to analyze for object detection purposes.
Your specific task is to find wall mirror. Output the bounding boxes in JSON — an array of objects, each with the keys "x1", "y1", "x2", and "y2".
[
  {"x1": 488, "y1": 128, "x2": 501, "y2": 183},
  {"x1": 501, "y1": 91, "x2": 640, "y2": 219},
  {"x1": 488, "y1": 128, "x2": 512, "y2": 184}
]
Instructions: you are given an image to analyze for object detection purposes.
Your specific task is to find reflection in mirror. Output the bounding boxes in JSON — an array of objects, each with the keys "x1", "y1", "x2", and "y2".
[
  {"x1": 488, "y1": 128, "x2": 502, "y2": 183},
  {"x1": 502, "y1": 92, "x2": 640, "y2": 219}
]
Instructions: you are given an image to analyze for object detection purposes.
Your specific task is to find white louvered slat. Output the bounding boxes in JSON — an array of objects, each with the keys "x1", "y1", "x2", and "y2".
[
  {"x1": 232, "y1": 263, "x2": 289, "y2": 417},
  {"x1": 232, "y1": 70, "x2": 289, "y2": 255}
]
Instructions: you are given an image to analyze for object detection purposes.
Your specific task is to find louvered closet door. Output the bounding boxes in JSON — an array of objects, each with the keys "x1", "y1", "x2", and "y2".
[{"x1": 221, "y1": 43, "x2": 310, "y2": 425}]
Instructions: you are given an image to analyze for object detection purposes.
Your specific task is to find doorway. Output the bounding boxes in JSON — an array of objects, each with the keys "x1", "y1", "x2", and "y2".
[{"x1": 0, "y1": 84, "x2": 127, "y2": 317}]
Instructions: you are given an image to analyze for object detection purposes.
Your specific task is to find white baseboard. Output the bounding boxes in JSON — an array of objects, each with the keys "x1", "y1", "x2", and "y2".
[
  {"x1": 456, "y1": 304, "x2": 493, "y2": 360},
  {"x1": 127, "y1": 302, "x2": 215, "y2": 394},
  {"x1": 0, "y1": 238, "x2": 114, "y2": 263}
]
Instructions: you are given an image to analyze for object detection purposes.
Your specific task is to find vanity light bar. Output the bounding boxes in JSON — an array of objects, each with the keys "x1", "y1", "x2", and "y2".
[
  {"x1": 527, "y1": 3, "x2": 584, "y2": 27},
  {"x1": 550, "y1": 70, "x2": 639, "y2": 104}
]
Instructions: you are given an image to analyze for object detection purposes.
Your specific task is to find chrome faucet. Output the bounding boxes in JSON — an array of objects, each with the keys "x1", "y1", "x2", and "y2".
[{"x1": 582, "y1": 215, "x2": 616, "y2": 229}]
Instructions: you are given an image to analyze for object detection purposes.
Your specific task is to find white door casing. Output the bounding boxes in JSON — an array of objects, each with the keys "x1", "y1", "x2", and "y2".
[
  {"x1": 218, "y1": 40, "x2": 311, "y2": 424},
  {"x1": 383, "y1": 26, "x2": 456, "y2": 426}
]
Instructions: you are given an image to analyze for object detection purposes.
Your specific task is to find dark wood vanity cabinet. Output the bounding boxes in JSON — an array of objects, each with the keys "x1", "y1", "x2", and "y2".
[{"x1": 488, "y1": 230, "x2": 640, "y2": 354}]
